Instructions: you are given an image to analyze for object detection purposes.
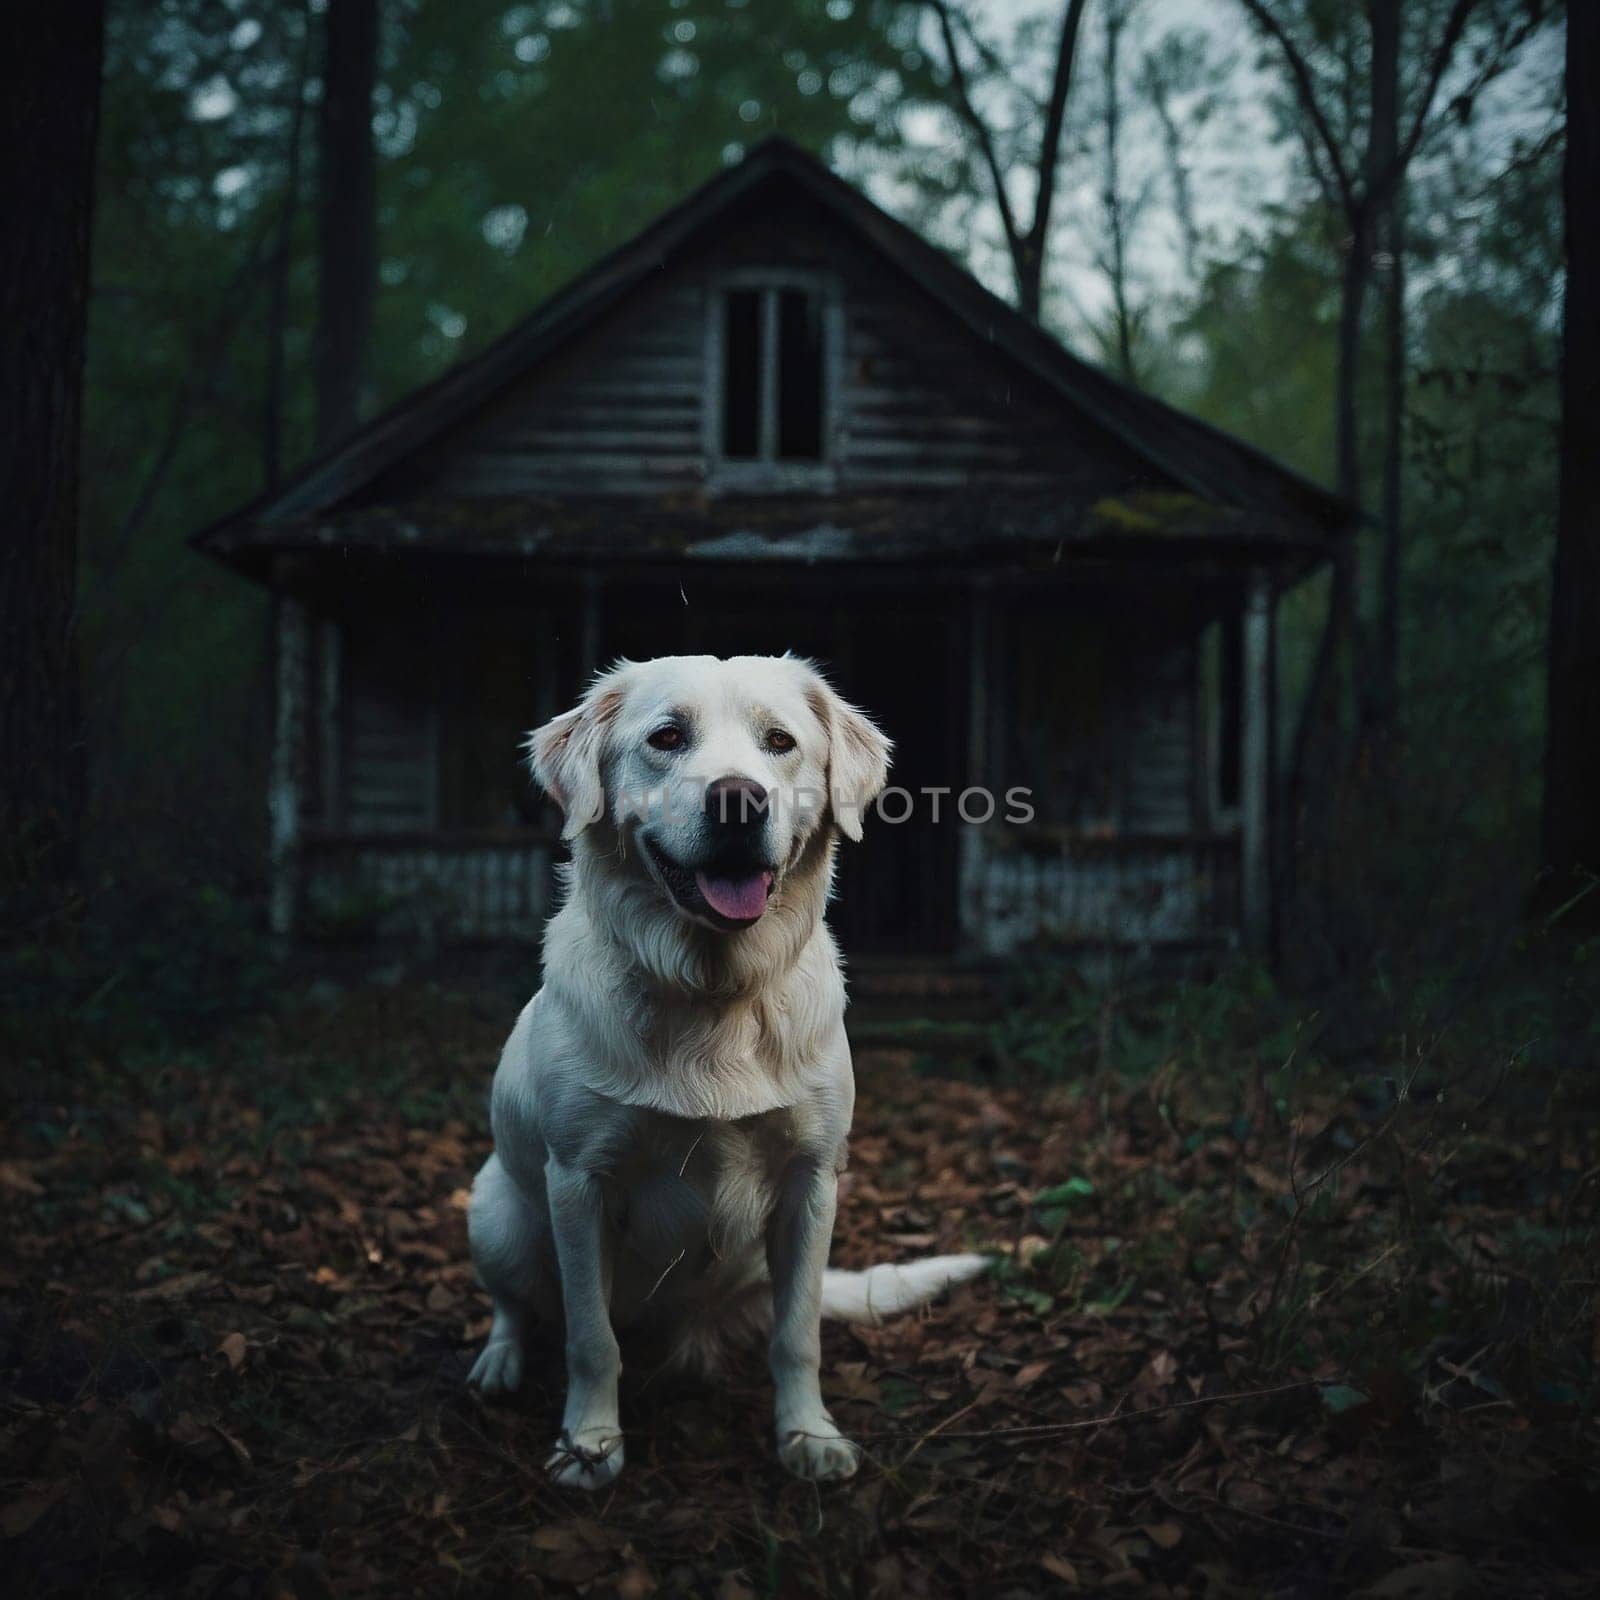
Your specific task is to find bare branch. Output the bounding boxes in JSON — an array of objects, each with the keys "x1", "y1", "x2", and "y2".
[
  {"x1": 950, "y1": 4, "x2": 1037, "y2": 116},
  {"x1": 863, "y1": 1380, "x2": 1319, "y2": 1443},
  {"x1": 1393, "y1": 0, "x2": 1479, "y2": 183},
  {"x1": 1401, "y1": 3, "x2": 1553, "y2": 187},
  {"x1": 927, "y1": 0, "x2": 1024, "y2": 263},
  {"x1": 265, "y1": 0, "x2": 315, "y2": 492},
  {"x1": 1140, "y1": 45, "x2": 1204, "y2": 279},
  {"x1": 1027, "y1": 0, "x2": 1091, "y2": 254},
  {"x1": 1237, "y1": 0, "x2": 1356, "y2": 215},
  {"x1": 1097, "y1": 0, "x2": 1137, "y2": 381},
  {"x1": 1470, "y1": 118, "x2": 1563, "y2": 199},
  {"x1": 88, "y1": 216, "x2": 277, "y2": 600},
  {"x1": 1293, "y1": 105, "x2": 1343, "y2": 216}
]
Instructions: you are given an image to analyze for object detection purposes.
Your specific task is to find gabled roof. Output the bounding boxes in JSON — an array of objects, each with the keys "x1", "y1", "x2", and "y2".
[{"x1": 193, "y1": 136, "x2": 1352, "y2": 566}]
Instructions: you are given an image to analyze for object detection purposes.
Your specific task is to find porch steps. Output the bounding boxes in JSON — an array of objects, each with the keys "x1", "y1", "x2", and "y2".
[{"x1": 844, "y1": 959, "x2": 1002, "y2": 1058}]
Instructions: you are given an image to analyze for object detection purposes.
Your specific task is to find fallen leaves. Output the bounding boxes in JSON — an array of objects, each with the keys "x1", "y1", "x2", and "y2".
[
  {"x1": 2, "y1": 1485, "x2": 66, "y2": 1540},
  {"x1": 0, "y1": 982, "x2": 1595, "y2": 1598}
]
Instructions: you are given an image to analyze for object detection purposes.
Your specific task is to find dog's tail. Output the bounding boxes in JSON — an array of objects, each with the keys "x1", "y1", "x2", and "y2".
[{"x1": 820, "y1": 1255, "x2": 989, "y2": 1326}]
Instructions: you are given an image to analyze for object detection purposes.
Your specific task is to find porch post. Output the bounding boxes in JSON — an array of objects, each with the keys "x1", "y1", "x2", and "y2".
[
  {"x1": 1241, "y1": 569, "x2": 1274, "y2": 953},
  {"x1": 958, "y1": 576, "x2": 993, "y2": 953},
  {"x1": 318, "y1": 616, "x2": 341, "y2": 827},
  {"x1": 268, "y1": 592, "x2": 310, "y2": 940},
  {"x1": 1267, "y1": 584, "x2": 1282, "y2": 955}
]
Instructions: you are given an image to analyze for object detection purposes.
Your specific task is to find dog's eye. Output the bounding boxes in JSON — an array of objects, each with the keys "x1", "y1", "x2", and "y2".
[
  {"x1": 647, "y1": 724, "x2": 685, "y2": 752},
  {"x1": 765, "y1": 728, "x2": 797, "y2": 754}
]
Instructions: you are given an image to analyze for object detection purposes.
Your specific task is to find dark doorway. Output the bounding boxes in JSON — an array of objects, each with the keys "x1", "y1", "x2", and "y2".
[
  {"x1": 829, "y1": 600, "x2": 962, "y2": 955},
  {"x1": 683, "y1": 580, "x2": 962, "y2": 956}
]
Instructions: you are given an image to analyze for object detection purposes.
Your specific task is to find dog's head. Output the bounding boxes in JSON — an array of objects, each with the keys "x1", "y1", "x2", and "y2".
[{"x1": 528, "y1": 655, "x2": 891, "y2": 934}]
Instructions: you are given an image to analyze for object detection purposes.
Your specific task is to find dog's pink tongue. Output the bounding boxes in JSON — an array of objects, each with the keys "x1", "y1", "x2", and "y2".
[{"x1": 694, "y1": 869, "x2": 774, "y2": 923}]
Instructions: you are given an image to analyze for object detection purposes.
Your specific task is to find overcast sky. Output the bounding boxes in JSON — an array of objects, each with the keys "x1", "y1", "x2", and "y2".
[{"x1": 853, "y1": 0, "x2": 1564, "y2": 345}]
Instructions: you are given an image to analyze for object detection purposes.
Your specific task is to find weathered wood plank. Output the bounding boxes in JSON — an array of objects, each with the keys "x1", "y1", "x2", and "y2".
[
  {"x1": 360, "y1": 212, "x2": 1157, "y2": 509},
  {"x1": 958, "y1": 578, "x2": 992, "y2": 951},
  {"x1": 1241, "y1": 571, "x2": 1273, "y2": 952},
  {"x1": 268, "y1": 594, "x2": 310, "y2": 939},
  {"x1": 485, "y1": 430, "x2": 705, "y2": 454}
]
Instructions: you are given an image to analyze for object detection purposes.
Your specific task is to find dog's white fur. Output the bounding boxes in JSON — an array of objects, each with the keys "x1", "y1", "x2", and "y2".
[{"x1": 466, "y1": 654, "x2": 986, "y2": 1488}]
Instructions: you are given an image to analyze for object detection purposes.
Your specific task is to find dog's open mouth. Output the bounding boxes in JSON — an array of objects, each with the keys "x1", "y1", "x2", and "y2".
[{"x1": 644, "y1": 840, "x2": 775, "y2": 930}]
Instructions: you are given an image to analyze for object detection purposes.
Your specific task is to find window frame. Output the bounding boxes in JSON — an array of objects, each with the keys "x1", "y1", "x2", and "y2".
[{"x1": 703, "y1": 267, "x2": 843, "y2": 492}]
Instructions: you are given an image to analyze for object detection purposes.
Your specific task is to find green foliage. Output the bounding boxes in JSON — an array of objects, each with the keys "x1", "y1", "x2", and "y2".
[
  {"x1": 1, "y1": 881, "x2": 279, "y2": 1063},
  {"x1": 1168, "y1": 213, "x2": 1341, "y2": 486},
  {"x1": 983, "y1": 956, "x2": 1301, "y2": 1088},
  {"x1": 984, "y1": 942, "x2": 1600, "y2": 1421},
  {"x1": 377, "y1": 0, "x2": 937, "y2": 394}
]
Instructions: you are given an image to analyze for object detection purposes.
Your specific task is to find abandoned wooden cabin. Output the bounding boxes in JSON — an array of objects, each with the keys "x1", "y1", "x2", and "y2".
[{"x1": 194, "y1": 136, "x2": 1352, "y2": 966}]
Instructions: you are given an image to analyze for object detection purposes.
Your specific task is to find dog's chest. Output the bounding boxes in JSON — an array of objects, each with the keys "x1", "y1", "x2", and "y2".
[{"x1": 612, "y1": 1107, "x2": 802, "y2": 1264}]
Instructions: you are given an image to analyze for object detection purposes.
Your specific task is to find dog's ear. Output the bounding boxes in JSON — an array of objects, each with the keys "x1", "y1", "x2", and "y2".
[
  {"x1": 803, "y1": 671, "x2": 892, "y2": 843},
  {"x1": 526, "y1": 676, "x2": 625, "y2": 841}
]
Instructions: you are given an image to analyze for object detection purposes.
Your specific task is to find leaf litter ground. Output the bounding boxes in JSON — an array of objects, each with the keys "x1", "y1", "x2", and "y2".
[{"x1": 3, "y1": 981, "x2": 1596, "y2": 1596}]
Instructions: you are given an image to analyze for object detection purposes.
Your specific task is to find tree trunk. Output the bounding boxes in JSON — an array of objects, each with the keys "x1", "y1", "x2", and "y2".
[
  {"x1": 1023, "y1": 0, "x2": 1091, "y2": 324},
  {"x1": 1146, "y1": 58, "x2": 1201, "y2": 283},
  {"x1": 1285, "y1": 224, "x2": 1368, "y2": 915},
  {"x1": 0, "y1": 3, "x2": 104, "y2": 904},
  {"x1": 1315, "y1": 232, "x2": 1371, "y2": 731},
  {"x1": 1101, "y1": 1, "x2": 1137, "y2": 383},
  {"x1": 1369, "y1": 0, "x2": 1403, "y2": 726},
  {"x1": 1374, "y1": 192, "x2": 1405, "y2": 726},
  {"x1": 266, "y1": 1, "x2": 314, "y2": 489},
  {"x1": 1333, "y1": 216, "x2": 1372, "y2": 511},
  {"x1": 315, "y1": 0, "x2": 379, "y2": 450},
  {"x1": 1016, "y1": 247, "x2": 1044, "y2": 323},
  {"x1": 930, "y1": 0, "x2": 1087, "y2": 323},
  {"x1": 1539, "y1": 4, "x2": 1600, "y2": 920}
]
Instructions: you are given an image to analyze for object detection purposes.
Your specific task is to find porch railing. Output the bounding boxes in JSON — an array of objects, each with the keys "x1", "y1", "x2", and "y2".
[
  {"x1": 300, "y1": 829, "x2": 559, "y2": 943},
  {"x1": 973, "y1": 829, "x2": 1242, "y2": 957},
  {"x1": 296, "y1": 827, "x2": 1240, "y2": 955}
]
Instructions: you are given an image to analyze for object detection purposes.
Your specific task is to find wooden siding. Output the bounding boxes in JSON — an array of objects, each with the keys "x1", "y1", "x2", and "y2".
[
  {"x1": 839, "y1": 275, "x2": 1086, "y2": 493},
  {"x1": 195, "y1": 140, "x2": 1353, "y2": 575},
  {"x1": 400, "y1": 280, "x2": 709, "y2": 497},
  {"x1": 371, "y1": 204, "x2": 1143, "y2": 512},
  {"x1": 1122, "y1": 640, "x2": 1197, "y2": 832},
  {"x1": 1002, "y1": 606, "x2": 1198, "y2": 837}
]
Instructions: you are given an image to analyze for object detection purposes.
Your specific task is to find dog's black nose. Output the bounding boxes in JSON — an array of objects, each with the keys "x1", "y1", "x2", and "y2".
[{"x1": 705, "y1": 776, "x2": 769, "y2": 827}]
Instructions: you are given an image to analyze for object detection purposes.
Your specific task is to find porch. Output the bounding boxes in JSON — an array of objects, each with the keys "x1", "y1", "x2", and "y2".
[{"x1": 268, "y1": 556, "x2": 1276, "y2": 962}]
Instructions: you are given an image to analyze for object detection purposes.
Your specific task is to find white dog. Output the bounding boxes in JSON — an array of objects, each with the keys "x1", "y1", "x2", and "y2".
[{"x1": 466, "y1": 654, "x2": 985, "y2": 1488}]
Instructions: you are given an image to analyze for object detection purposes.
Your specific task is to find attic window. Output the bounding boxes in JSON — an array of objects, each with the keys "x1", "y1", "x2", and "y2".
[{"x1": 713, "y1": 279, "x2": 832, "y2": 471}]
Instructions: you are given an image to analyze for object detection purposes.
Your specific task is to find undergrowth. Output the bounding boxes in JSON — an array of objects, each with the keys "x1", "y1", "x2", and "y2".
[
  {"x1": 964, "y1": 931, "x2": 1600, "y2": 1441},
  {"x1": 2, "y1": 947, "x2": 1596, "y2": 1594}
]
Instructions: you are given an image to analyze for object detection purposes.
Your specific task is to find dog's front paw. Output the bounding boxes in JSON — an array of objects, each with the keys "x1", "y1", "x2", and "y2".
[
  {"x1": 547, "y1": 1427, "x2": 625, "y2": 1491},
  {"x1": 467, "y1": 1337, "x2": 524, "y2": 1396},
  {"x1": 778, "y1": 1416, "x2": 862, "y2": 1482}
]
